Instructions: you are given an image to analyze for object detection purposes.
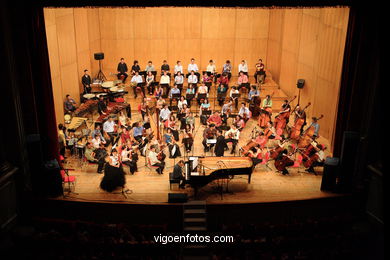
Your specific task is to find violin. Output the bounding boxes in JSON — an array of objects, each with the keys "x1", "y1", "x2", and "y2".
[
  {"x1": 298, "y1": 115, "x2": 324, "y2": 148},
  {"x1": 290, "y1": 102, "x2": 311, "y2": 140}
]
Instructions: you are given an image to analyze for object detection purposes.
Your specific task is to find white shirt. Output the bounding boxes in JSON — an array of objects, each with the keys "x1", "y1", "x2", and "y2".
[
  {"x1": 91, "y1": 138, "x2": 101, "y2": 149},
  {"x1": 239, "y1": 107, "x2": 250, "y2": 117},
  {"x1": 103, "y1": 120, "x2": 115, "y2": 133},
  {"x1": 121, "y1": 149, "x2": 131, "y2": 162},
  {"x1": 131, "y1": 75, "x2": 143, "y2": 83},
  {"x1": 238, "y1": 63, "x2": 248, "y2": 73},
  {"x1": 188, "y1": 74, "x2": 198, "y2": 84},
  {"x1": 160, "y1": 108, "x2": 171, "y2": 121},
  {"x1": 317, "y1": 150, "x2": 325, "y2": 162},
  {"x1": 206, "y1": 64, "x2": 216, "y2": 73},
  {"x1": 188, "y1": 63, "x2": 198, "y2": 72},
  {"x1": 174, "y1": 65, "x2": 183, "y2": 74},
  {"x1": 175, "y1": 75, "x2": 184, "y2": 84},
  {"x1": 160, "y1": 75, "x2": 170, "y2": 84},
  {"x1": 230, "y1": 89, "x2": 239, "y2": 98},
  {"x1": 225, "y1": 128, "x2": 240, "y2": 140},
  {"x1": 178, "y1": 100, "x2": 188, "y2": 110},
  {"x1": 148, "y1": 150, "x2": 160, "y2": 165}
]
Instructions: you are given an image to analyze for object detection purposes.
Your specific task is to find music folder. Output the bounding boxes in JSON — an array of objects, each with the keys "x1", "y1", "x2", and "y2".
[
  {"x1": 206, "y1": 139, "x2": 217, "y2": 144},
  {"x1": 232, "y1": 93, "x2": 240, "y2": 98},
  {"x1": 186, "y1": 93, "x2": 195, "y2": 99},
  {"x1": 172, "y1": 93, "x2": 181, "y2": 99},
  {"x1": 198, "y1": 93, "x2": 207, "y2": 100},
  {"x1": 202, "y1": 110, "x2": 212, "y2": 115}
]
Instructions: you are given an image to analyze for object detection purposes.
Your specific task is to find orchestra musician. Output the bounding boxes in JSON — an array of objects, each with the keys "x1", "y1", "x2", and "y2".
[
  {"x1": 304, "y1": 144, "x2": 326, "y2": 175},
  {"x1": 233, "y1": 115, "x2": 245, "y2": 131},
  {"x1": 238, "y1": 60, "x2": 248, "y2": 76},
  {"x1": 100, "y1": 149, "x2": 126, "y2": 192},
  {"x1": 238, "y1": 102, "x2": 251, "y2": 122},
  {"x1": 248, "y1": 85, "x2": 260, "y2": 102},
  {"x1": 185, "y1": 112, "x2": 195, "y2": 132},
  {"x1": 160, "y1": 70, "x2": 171, "y2": 95},
  {"x1": 174, "y1": 71, "x2": 184, "y2": 93},
  {"x1": 217, "y1": 83, "x2": 228, "y2": 106},
  {"x1": 222, "y1": 60, "x2": 232, "y2": 80},
  {"x1": 206, "y1": 59, "x2": 217, "y2": 82},
  {"x1": 187, "y1": 58, "x2": 200, "y2": 79},
  {"x1": 165, "y1": 115, "x2": 179, "y2": 141},
  {"x1": 168, "y1": 138, "x2": 181, "y2": 159},
  {"x1": 253, "y1": 131, "x2": 268, "y2": 149},
  {"x1": 197, "y1": 83, "x2": 208, "y2": 105},
  {"x1": 145, "y1": 71, "x2": 155, "y2": 95},
  {"x1": 237, "y1": 71, "x2": 250, "y2": 92},
  {"x1": 161, "y1": 60, "x2": 170, "y2": 77},
  {"x1": 169, "y1": 84, "x2": 181, "y2": 106},
  {"x1": 187, "y1": 71, "x2": 198, "y2": 90},
  {"x1": 117, "y1": 58, "x2": 128, "y2": 83},
  {"x1": 182, "y1": 124, "x2": 194, "y2": 153},
  {"x1": 274, "y1": 149, "x2": 294, "y2": 175},
  {"x1": 186, "y1": 84, "x2": 195, "y2": 106},
  {"x1": 254, "y1": 58, "x2": 266, "y2": 84},
  {"x1": 174, "y1": 60, "x2": 183, "y2": 76},
  {"x1": 274, "y1": 99, "x2": 292, "y2": 134},
  {"x1": 121, "y1": 144, "x2": 138, "y2": 174},
  {"x1": 221, "y1": 99, "x2": 233, "y2": 125},
  {"x1": 200, "y1": 98, "x2": 211, "y2": 125},
  {"x1": 171, "y1": 160, "x2": 186, "y2": 189},
  {"x1": 202, "y1": 71, "x2": 212, "y2": 92},
  {"x1": 145, "y1": 60, "x2": 155, "y2": 73},
  {"x1": 132, "y1": 121, "x2": 144, "y2": 143},
  {"x1": 154, "y1": 85, "x2": 164, "y2": 99},
  {"x1": 225, "y1": 124, "x2": 240, "y2": 154},
  {"x1": 207, "y1": 111, "x2": 223, "y2": 129},
  {"x1": 148, "y1": 144, "x2": 165, "y2": 174},
  {"x1": 64, "y1": 94, "x2": 77, "y2": 114},
  {"x1": 217, "y1": 72, "x2": 229, "y2": 88},
  {"x1": 131, "y1": 60, "x2": 141, "y2": 75},
  {"x1": 259, "y1": 95, "x2": 273, "y2": 128},
  {"x1": 81, "y1": 69, "x2": 92, "y2": 94},
  {"x1": 202, "y1": 123, "x2": 217, "y2": 152},
  {"x1": 103, "y1": 116, "x2": 118, "y2": 146},
  {"x1": 306, "y1": 117, "x2": 320, "y2": 139},
  {"x1": 95, "y1": 142, "x2": 108, "y2": 174},
  {"x1": 229, "y1": 86, "x2": 239, "y2": 109},
  {"x1": 131, "y1": 71, "x2": 145, "y2": 98},
  {"x1": 291, "y1": 105, "x2": 307, "y2": 138}
]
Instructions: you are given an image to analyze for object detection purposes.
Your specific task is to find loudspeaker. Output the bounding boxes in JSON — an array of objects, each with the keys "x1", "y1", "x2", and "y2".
[
  {"x1": 297, "y1": 79, "x2": 305, "y2": 89},
  {"x1": 168, "y1": 193, "x2": 188, "y2": 203},
  {"x1": 321, "y1": 157, "x2": 339, "y2": 192},
  {"x1": 94, "y1": 52, "x2": 104, "y2": 60}
]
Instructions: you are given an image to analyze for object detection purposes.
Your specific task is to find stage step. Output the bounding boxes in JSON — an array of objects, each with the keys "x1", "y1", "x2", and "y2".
[
  {"x1": 184, "y1": 217, "x2": 207, "y2": 223},
  {"x1": 183, "y1": 200, "x2": 207, "y2": 233},
  {"x1": 183, "y1": 226, "x2": 207, "y2": 232}
]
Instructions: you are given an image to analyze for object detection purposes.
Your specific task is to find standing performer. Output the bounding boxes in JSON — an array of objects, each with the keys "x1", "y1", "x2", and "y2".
[
  {"x1": 214, "y1": 130, "x2": 227, "y2": 157},
  {"x1": 81, "y1": 69, "x2": 92, "y2": 94},
  {"x1": 289, "y1": 104, "x2": 309, "y2": 140},
  {"x1": 100, "y1": 149, "x2": 126, "y2": 192}
]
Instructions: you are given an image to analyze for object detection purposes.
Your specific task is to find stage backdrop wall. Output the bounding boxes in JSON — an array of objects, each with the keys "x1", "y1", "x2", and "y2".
[{"x1": 44, "y1": 7, "x2": 349, "y2": 147}]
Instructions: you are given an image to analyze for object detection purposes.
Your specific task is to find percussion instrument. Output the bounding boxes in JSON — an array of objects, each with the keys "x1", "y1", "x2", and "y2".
[
  {"x1": 67, "y1": 117, "x2": 88, "y2": 131},
  {"x1": 74, "y1": 100, "x2": 98, "y2": 117},
  {"x1": 101, "y1": 81, "x2": 115, "y2": 88},
  {"x1": 109, "y1": 86, "x2": 125, "y2": 92},
  {"x1": 113, "y1": 80, "x2": 122, "y2": 85},
  {"x1": 83, "y1": 93, "x2": 96, "y2": 100},
  {"x1": 64, "y1": 114, "x2": 72, "y2": 124},
  {"x1": 96, "y1": 93, "x2": 108, "y2": 98}
]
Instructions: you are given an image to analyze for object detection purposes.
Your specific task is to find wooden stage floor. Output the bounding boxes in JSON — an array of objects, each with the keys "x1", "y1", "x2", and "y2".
[{"x1": 61, "y1": 99, "x2": 336, "y2": 205}]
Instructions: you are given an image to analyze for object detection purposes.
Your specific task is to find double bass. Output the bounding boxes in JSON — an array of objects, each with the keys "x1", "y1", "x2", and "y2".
[
  {"x1": 249, "y1": 95, "x2": 261, "y2": 117},
  {"x1": 289, "y1": 102, "x2": 311, "y2": 140},
  {"x1": 298, "y1": 115, "x2": 324, "y2": 148},
  {"x1": 274, "y1": 96, "x2": 297, "y2": 134},
  {"x1": 274, "y1": 152, "x2": 295, "y2": 172},
  {"x1": 269, "y1": 139, "x2": 288, "y2": 160},
  {"x1": 258, "y1": 92, "x2": 275, "y2": 128}
]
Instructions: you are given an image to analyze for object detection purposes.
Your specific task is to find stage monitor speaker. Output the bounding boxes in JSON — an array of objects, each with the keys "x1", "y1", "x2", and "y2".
[
  {"x1": 297, "y1": 79, "x2": 305, "y2": 89},
  {"x1": 94, "y1": 52, "x2": 104, "y2": 60},
  {"x1": 321, "y1": 157, "x2": 339, "y2": 192},
  {"x1": 338, "y1": 131, "x2": 360, "y2": 192},
  {"x1": 168, "y1": 193, "x2": 188, "y2": 203}
]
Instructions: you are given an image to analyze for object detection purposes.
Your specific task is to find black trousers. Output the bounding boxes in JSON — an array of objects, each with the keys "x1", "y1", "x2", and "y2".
[
  {"x1": 117, "y1": 72, "x2": 128, "y2": 82},
  {"x1": 153, "y1": 162, "x2": 165, "y2": 174}
]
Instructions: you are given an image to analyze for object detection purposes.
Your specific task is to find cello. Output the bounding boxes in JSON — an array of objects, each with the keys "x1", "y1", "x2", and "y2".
[
  {"x1": 289, "y1": 102, "x2": 311, "y2": 140},
  {"x1": 258, "y1": 92, "x2": 275, "y2": 128},
  {"x1": 298, "y1": 115, "x2": 324, "y2": 148},
  {"x1": 274, "y1": 96, "x2": 297, "y2": 135}
]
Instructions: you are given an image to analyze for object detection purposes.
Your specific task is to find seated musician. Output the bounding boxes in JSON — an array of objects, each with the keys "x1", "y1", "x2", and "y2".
[
  {"x1": 131, "y1": 71, "x2": 145, "y2": 98},
  {"x1": 215, "y1": 129, "x2": 227, "y2": 157},
  {"x1": 171, "y1": 160, "x2": 186, "y2": 189},
  {"x1": 81, "y1": 69, "x2": 92, "y2": 94},
  {"x1": 138, "y1": 100, "x2": 148, "y2": 121},
  {"x1": 132, "y1": 121, "x2": 144, "y2": 143},
  {"x1": 305, "y1": 144, "x2": 326, "y2": 175},
  {"x1": 201, "y1": 71, "x2": 212, "y2": 91},
  {"x1": 121, "y1": 144, "x2": 138, "y2": 174},
  {"x1": 218, "y1": 72, "x2": 229, "y2": 88},
  {"x1": 185, "y1": 112, "x2": 195, "y2": 132},
  {"x1": 177, "y1": 96, "x2": 188, "y2": 111},
  {"x1": 238, "y1": 60, "x2": 248, "y2": 76},
  {"x1": 248, "y1": 85, "x2": 260, "y2": 101},
  {"x1": 117, "y1": 58, "x2": 128, "y2": 83},
  {"x1": 159, "y1": 104, "x2": 171, "y2": 122},
  {"x1": 145, "y1": 60, "x2": 155, "y2": 73},
  {"x1": 165, "y1": 115, "x2": 179, "y2": 141},
  {"x1": 160, "y1": 70, "x2": 171, "y2": 95},
  {"x1": 278, "y1": 99, "x2": 291, "y2": 122},
  {"x1": 199, "y1": 98, "x2": 211, "y2": 125},
  {"x1": 196, "y1": 83, "x2": 208, "y2": 105},
  {"x1": 245, "y1": 146, "x2": 263, "y2": 167},
  {"x1": 307, "y1": 117, "x2": 320, "y2": 139},
  {"x1": 233, "y1": 115, "x2": 245, "y2": 131},
  {"x1": 222, "y1": 60, "x2": 232, "y2": 80},
  {"x1": 186, "y1": 84, "x2": 196, "y2": 106},
  {"x1": 97, "y1": 96, "x2": 107, "y2": 115},
  {"x1": 143, "y1": 115, "x2": 153, "y2": 138},
  {"x1": 229, "y1": 86, "x2": 239, "y2": 109},
  {"x1": 145, "y1": 71, "x2": 155, "y2": 95},
  {"x1": 225, "y1": 124, "x2": 240, "y2": 154},
  {"x1": 118, "y1": 111, "x2": 128, "y2": 127},
  {"x1": 202, "y1": 123, "x2": 217, "y2": 152},
  {"x1": 206, "y1": 59, "x2": 216, "y2": 76},
  {"x1": 84, "y1": 142, "x2": 98, "y2": 163},
  {"x1": 161, "y1": 60, "x2": 170, "y2": 77},
  {"x1": 169, "y1": 84, "x2": 181, "y2": 106},
  {"x1": 262, "y1": 95, "x2": 273, "y2": 110},
  {"x1": 103, "y1": 116, "x2": 118, "y2": 146},
  {"x1": 238, "y1": 102, "x2": 251, "y2": 122},
  {"x1": 275, "y1": 149, "x2": 294, "y2": 175},
  {"x1": 156, "y1": 96, "x2": 166, "y2": 110},
  {"x1": 154, "y1": 85, "x2": 164, "y2": 99},
  {"x1": 120, "y1": 126, "x2": 132, "y2": 145},
  {"x1": 221, "y1": 99, "x2": 233, "y2": 124},
  {"x1": 66, "y1": 131, "x2": 78, "y2": 155},
  {"x1": 217, "y1": 83, "x2": 228, "y2": 106},
  {"x1": 182, "y1": 125, "x2": 194, "y2": 153},
  {"x1": 174, "y1": 71, "x2": 184, "y2": 93},
  {"x1": 131, "y1": 60, "x2": 141, "y2": 75},
  {"x1": 174, "y1": 60, "x2": 183, "y2": 76},
  {"x1": 178, "y1": 103, "x2": 190, "y2": 130},
  {"x1": 253, "y1": 132, "x2": 268, "y2": 149},
  {"x1": 293, "y1": 105, "x2": 307, "y2": 134},
  {"x1": 64, "y1": 94, "x2": 77, "y2": 114},
  {"x1": 187, "y1": 71, "x2": 198, "y2": 88},
  {"x1": 187, "y1": 58, "x2": 199, "y2": 79},
  {"x1": 207, "y1": 111, "x2": 223, "y2": 128},
  {"x1": 237, "y1": 71, "x2": 250, "y2": 92},
  {"x1": 91, "y1": 135, "x2": 106, "y2": 149},
  {"x1": 148, "y1": 144, "x2": 165, "y2": 174}
]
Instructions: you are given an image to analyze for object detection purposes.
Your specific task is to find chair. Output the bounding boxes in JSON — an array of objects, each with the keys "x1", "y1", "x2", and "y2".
[
  {"x1": 147, "y1": 157, "x2": 160, "y2": 174},
  {"x1": 60, "y1": 169, "x2": 76, "y2": 192},
  {"x1": 169, "y1": 172, "x2": 181, "y2": 190}
]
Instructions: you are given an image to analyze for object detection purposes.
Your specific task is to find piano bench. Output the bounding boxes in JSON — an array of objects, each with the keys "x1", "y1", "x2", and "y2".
[{"x1": 169, "y1": 173, "x2": 181, "y2": 190}]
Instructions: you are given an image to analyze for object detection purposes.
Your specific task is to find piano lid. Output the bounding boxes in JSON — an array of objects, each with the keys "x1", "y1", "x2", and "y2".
[{"x1": 198, "y1": 156, "x2": 253, "y2": 176}]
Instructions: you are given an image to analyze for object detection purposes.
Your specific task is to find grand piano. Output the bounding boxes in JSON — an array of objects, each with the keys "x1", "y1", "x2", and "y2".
[{"x1": 185, "y1": 156, "x2": 254, "y2": 196}]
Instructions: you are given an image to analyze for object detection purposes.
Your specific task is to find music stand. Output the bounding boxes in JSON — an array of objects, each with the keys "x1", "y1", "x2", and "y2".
[
  {"x1": 96, "y1": 59, "x2": 107, "y2": 82},
  {"x1": 172, "y1": 93, "x2": 181, "y2": 100},
  {"x1": 198, "y1": 93, "x2": 207, "y2": 101},
  {"x1": 202, "y1": 110, "x2": 212, "y2": 116},
  {"x1": 186, "y1": 93, "x2": 195, "y2": 100}
]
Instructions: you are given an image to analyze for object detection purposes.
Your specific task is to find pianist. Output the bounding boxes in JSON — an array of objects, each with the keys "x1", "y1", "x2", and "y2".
[{"x1": 172, "y1": 160, "x2": 186, "y2": 189}]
